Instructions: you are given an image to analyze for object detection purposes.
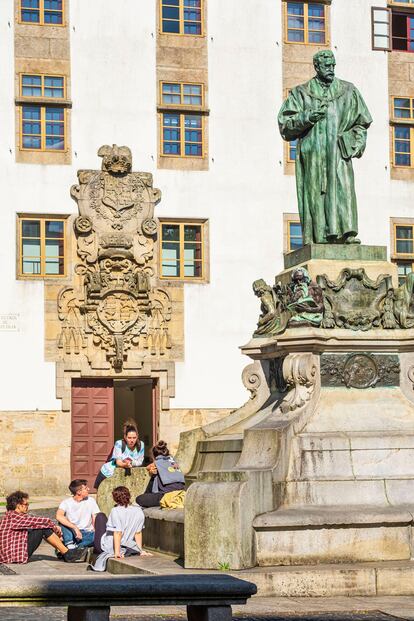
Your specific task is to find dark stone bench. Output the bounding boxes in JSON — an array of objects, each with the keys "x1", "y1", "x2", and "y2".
[{"x1": 0, "y1": 573, "x2": 256, "y2": 621}]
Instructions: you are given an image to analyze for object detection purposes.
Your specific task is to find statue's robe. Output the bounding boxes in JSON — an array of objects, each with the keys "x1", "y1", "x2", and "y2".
[{"x1": 278, "y1": 77, "x2": 372, "y2": 244}]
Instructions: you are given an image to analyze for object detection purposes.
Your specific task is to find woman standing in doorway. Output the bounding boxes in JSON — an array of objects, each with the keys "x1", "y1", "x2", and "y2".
[{"x1": 94, "y1": 419, "x2": 145, "y2": 489}]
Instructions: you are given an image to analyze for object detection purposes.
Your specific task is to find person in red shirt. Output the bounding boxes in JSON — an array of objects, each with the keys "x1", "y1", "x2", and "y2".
[{"x1": 0, "y1": 490, "x2": 87, "y2": 564}]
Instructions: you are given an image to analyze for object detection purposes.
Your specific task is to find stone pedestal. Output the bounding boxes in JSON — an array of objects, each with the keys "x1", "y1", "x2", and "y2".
[{"x1": 178, "y1": 246, "x2": 414, "y2": 570}]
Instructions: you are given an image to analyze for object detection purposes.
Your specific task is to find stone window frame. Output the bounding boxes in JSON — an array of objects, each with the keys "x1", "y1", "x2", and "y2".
[
  {"x1": 159, "y1": 0, "x2": 204, "y2": 37},
  {"x1": 282, "y1": 0, "x2": 331, "y2": 46},
  {"x1": 18, "y1": 0, "x2": 65, "y2": 27},
  {"x1": 283, "y1": 213, "x2": 303, "y2": 254},
  {"x1": 158, "y1": 218, "x2": 210, "y2": 283},
  {"x1": 16, "y1": 213, "x2": 69, "y2": 280}
]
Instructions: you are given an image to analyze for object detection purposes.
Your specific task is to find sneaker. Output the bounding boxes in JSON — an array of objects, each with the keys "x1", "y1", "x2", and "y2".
[{"x1": 63, "y1": 547, "x2": 88, "y2": 563}]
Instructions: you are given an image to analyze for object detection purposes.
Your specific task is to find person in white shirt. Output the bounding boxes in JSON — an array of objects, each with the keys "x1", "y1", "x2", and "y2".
[{"x1": 56, "y1": 479, "x2": 100, "y2": 549}]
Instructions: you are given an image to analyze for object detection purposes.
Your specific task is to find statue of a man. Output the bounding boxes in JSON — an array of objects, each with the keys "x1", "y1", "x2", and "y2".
[{"x1": 278, "y1": 50, "x2": 372, "y2": 245}]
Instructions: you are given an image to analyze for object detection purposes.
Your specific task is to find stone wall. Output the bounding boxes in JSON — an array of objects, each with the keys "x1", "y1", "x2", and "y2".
[
  {"x1": 160, "y1": 408, "x2": 233, "y2": 455},
  {"x1": 0, "y1": 410, "x2": 70, "y2": 496}
]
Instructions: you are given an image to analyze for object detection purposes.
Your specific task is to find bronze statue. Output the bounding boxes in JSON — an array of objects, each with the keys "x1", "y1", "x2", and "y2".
[{"x1": 278, "y1": 50, "x2": 372, "y2": 245}]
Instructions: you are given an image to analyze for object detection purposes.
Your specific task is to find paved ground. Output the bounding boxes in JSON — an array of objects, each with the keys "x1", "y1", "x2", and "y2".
[{"x1": 2, "y1": 499, "x2": 414, "y2": 619}]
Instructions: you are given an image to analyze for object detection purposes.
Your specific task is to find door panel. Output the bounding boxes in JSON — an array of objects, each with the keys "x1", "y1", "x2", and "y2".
[{"x1": 71, "y1": 379, "x2": 114, "y2": 489}]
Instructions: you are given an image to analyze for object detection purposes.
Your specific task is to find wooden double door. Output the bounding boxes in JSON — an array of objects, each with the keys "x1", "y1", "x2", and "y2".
[{"x1": 71, "y1": 378, "x2": 157, "y2": 489}]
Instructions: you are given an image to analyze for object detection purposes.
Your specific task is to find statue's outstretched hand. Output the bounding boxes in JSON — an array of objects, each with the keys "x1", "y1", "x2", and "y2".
[{"x1": 309, "y1": 102, "x2": 327, "y2": 124}]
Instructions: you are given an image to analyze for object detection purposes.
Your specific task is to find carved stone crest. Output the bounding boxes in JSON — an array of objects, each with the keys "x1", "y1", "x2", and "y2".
[
  {"x1": 57, "y1": 145, "x2": 172, "y2": 370},
  {"x1": 320, "y1": 353, "x2": 400, "y2": 388}
]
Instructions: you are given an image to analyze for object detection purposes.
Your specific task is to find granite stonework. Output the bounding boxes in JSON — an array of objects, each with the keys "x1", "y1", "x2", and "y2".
[{"x1": 171, "y1": 247, "x2": 414, "y2": 573}]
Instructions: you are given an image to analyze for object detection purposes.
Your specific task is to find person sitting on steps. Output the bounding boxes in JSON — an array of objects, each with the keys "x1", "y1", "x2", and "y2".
[
  {"x1": 94, "y1": 419, "x2": 145, "y2": 489},
  {"x1": 90, "y1": 485, "x2": 152, "y2": 572},
  {"x1": 56, "y1": 479, "x2": 100, "y2": 550},
  {"x1": 0, "y1": 490, "x2": 87, "y2": 564},
  {"x1": 136, "y1": 440, "x2": 185, "y2": 508}
]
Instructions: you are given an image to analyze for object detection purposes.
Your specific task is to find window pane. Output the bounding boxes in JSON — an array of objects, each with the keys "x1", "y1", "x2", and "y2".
[
  {"x1": 395, "y1": 140, "x2": 411, "y2": 153},
  {"x1": 23, "y1": 121, "x2": 41, "y2": 134},
  {"x1": 287, "y1": 2, "x2": 304, "y2": 16},
  {"x1": 289, "y1": 222, "x2": 302, "y2": 238},
  {"x1": 23, "y1": 239, "x2": 41, "y2": 257},
  {"x1": 46, "y1": 220, "x2": 64, "y2": 237},
  {"x1": 44, "y1": 0, "x2": 62, "y2": 8},
  {"x1": 288, "y1": 16, "x2": 304, "y2": 29},
  {"x1": 185, "y1": 0, "x2": 201, "y2": 7},
  {"x1": 396, "y1": 153, "x2": 411, "y2": 166},
  {"x1": 309, "y1": 31, "x2": 325, "y2": 44},
  {"x1": 44, "y1": 12, "x2": 63, "y2": 24},
  {"x1": 184, "y1": 261, "x2": 202, "y2": 277},
  {"x1": 184, "y1": 22, "x2": 201, "y2": 34},
  {"x1": 23, "y1": 106, "x2": 41, "y2": 120},
  {"x1": 162, "y1": 6, "x2": 179, "y2": 19},
  {"x1": 45, "y1": 239, "x2": 63, "y2": 257},
  {"x1": 22, "y1": 220, "x2": 40, "y2": 237},
  {"x1": 162, "y1": 224, "x2": 180, "y2": 241},
  {"x1": 184, "y1": 225, "x2": 201, "y2": 242},
  {"x1": 23, "y1": 259, "x2": 41, "y2": 274},
  {"x1": 308, "y1": 3, "x2": 324, "y2": 17},
  {"x1": 309, "y1": 18, "x2": 324, "y2": 31},
  {"x1": 21, "y1": 10, "x2": 40, "y2": 23},
  {"x1": 162, "y1": 262, "x2": 180, "y2": 277},
  {"x1": 397, "y1": 261, "x2": 413, "y2": 286},
  {"x1": 288, "y1": 29, "x2": 305, "y2": 42},
  {"x1": 396, "y1": 226, "x2": 413, "y2": 240},
  {"x1": 395, "y1": 126, "x2": 410, "y2": 139},
  {"x1": 397, "y1": 239, "x2": 414, "y2": 253},
  {"x1": 45, "y1": 258, "x2": 64, "y2": 275},
  {"x1": 23, "y1": 136, "x2": 41, "y2": 149},
  {"x1": 162, "y1": 20, "x2": 180, "y2": 33},
  {"x1": 22, "y1": 0, "x2": 40, "y2": 6},
  {"x1": 184, "y1": 243, "x2": 202, "y2": 261}
]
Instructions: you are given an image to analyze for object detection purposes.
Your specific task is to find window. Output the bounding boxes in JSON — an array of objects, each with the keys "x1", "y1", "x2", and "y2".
[
  {"x1": 392, "y1": 97, "x2": 414, "y2": 168},
  {"x1": 18, "y1": 216, "x2": 66, "y2": 277},
  {"x1": 160, "y1": 0, "x2": 203, "y2": 35},
  {"x1": 20, "y1": 74, "x2": 65, "y2": 98},
  {"x1": 372, "y1": 7, "x2": 392, "y2": 50},
  {"x1": 20, "y1": 0, "x2": 63, "y2": 25},
  {"x1": 288, "y1": 220, "x2": 303, "y2": 251},
  {"x1": 391, "y1": 221, "x2": 414, "y2": 284},
  {"x1": 285, "y1": 2, "x2": 327, "y2": 45},
  {"x1": 395, "y1": 224, "x2": 414, "y2": 254},
  {"x1": 160, "y1": 82, "x2": 204, "y2": 157},
  {"x1": 160, "y1": 222, "x2": 204, "y2": 279},
  {"x1": 19, "y1": 74, "x2": 66, "y2": 152},
  {"x1": 392, "y1": 11, "x2": 414, "y2": 51},
  {"x1": 373, "y1": 6, "x2": 414, "y2": 52},
  {"x1": 161, "y1": 82, "x2": 203, "y2": 106}
]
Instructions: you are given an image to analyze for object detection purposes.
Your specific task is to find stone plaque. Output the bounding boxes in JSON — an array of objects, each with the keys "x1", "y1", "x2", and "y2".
[
  {"x1": 320, "y1": 353, "x2": 400, "y2": 388},
  {"x1": 0, "y1": 313, "x2": 19, "y2": 332}
]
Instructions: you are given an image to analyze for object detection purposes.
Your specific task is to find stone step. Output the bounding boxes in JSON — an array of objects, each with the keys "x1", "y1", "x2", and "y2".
[
  {"x1": 295, "y1": 431, "x2": 414, "y2": 480},
  {"x1": 284, "y1": 477, "x2": 414, "y2": 506},
  {"x1": 108, "y1": 554, "x2": 414, "y2": 598},
  {"x1": 142, "y1": 507, "x2": 184, "y2": 557},
  {"x1": 253, "y1": 505, "x2": 414, "y2": 566}
]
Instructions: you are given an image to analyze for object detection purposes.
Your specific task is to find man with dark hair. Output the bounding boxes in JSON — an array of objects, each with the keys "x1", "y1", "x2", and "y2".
[
  {"x1": 0, "y1": 491, "x2": 87, "y2": 564},
  {"x1": 56, "y1": 479, "x2": 99, "y2": 550}
]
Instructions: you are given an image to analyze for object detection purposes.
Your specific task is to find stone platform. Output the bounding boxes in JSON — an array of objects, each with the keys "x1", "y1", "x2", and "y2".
[{"x1": 168, "y1": 245, "x2": 414, "y2": 577}]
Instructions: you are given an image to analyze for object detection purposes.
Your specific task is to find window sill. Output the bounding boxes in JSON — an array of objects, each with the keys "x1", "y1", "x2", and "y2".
[
  {"x1": 388, "y1": 3, "x2": 414, "y2": 13},
  {"x1": 157, "y1": 105, "x2": 209, "y2": 115},
  {"x1": 15, "y1": 97, "x2": 72, "y2": 107}
]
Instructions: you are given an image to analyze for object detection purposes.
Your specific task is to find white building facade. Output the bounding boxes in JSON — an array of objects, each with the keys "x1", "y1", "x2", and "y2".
[{"x1": 0, "y1": 0, "x2": 413, "y2": 493}]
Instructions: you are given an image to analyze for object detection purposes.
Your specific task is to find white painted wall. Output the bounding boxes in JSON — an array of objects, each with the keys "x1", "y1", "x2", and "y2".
[{"x1": 0, "y1": 0, "x2": 411, "y2": 411}]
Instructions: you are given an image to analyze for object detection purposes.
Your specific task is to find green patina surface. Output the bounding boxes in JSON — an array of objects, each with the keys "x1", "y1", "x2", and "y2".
[
  {"x1": 278, "y1": 50, "x2": 372, "y2": 245},
  {"x1": 284, "y1": 244, "x2": 387, "y2": 269}
]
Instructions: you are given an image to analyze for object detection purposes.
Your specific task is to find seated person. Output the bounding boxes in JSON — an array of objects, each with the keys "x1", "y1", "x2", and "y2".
[
  {"x1": 91, "y1": 486, "x2": 151, "y2": 571},
  {"x1": 0, "y1": 490, "x2": 87, "y2": 564},
  {"x1": 136, "y1": 440, "x2": 185, "y2": 508},
  {"x1": 56, "y1": 479, "x2": 99, "y2": 549},
  {"x1": 94, "y1": 419, "x2": 145, "y2": 489}
]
